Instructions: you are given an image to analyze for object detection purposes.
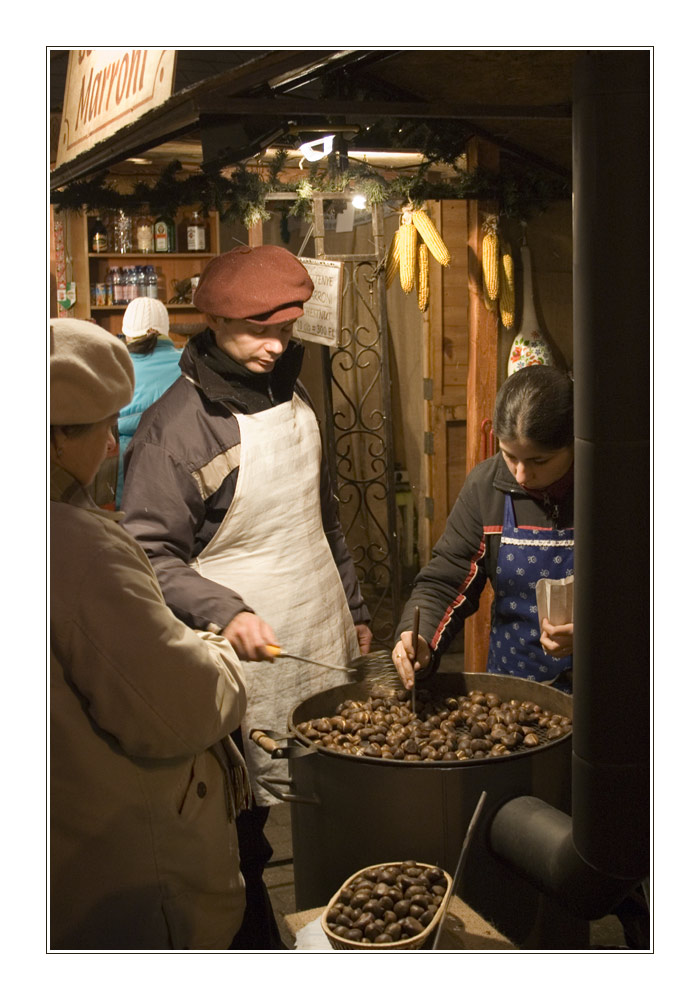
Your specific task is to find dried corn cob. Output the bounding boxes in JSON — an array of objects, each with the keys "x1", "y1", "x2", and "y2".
[
  {"x1": 417, "y1": 241, "x2": 430, "y2": 311},
  {"x1": 399, "y1": 212, "x2": 417, "y2": 293},
  {"x1": 412, "y1": 208, "x2": 451, "y2": 266},
  {"x1": 481, "y1": 216, "x2": 500, "y2": 301},
  {"x1": 498, "y1": 242, "x2": 515, "y2": 329},
  {"x1": 385, "y1": 230, "x2": 401, "y2": 288},
  {"x1": 483, "y1": 280, "x2": 498, "y2": 311}
]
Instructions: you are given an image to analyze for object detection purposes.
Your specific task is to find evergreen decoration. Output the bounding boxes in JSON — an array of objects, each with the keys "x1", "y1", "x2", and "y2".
[{"x1": 51, "y1": 149, "x2": 571, "y2": 226}]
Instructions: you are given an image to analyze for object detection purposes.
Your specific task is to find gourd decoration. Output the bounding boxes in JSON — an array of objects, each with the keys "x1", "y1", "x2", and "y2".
[
  {"x1": 507, "y1": 239, "x2": 554, "y2": 375},
  {"x1": 386, "y1": 205, "x2": 451, "y2": 312}
]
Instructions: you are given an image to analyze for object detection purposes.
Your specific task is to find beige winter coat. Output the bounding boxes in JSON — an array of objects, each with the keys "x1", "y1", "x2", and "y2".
[{"x1": 50, "y1": 464, "x2": 248, "y2": 950}]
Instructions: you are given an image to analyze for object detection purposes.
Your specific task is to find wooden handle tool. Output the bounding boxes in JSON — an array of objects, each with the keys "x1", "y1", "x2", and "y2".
[{"x1": 249, "y1": 729, "x2": 280, "y2": 754}]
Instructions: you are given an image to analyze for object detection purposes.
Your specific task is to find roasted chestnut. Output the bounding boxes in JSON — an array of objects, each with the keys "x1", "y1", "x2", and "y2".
[
  {"x1": 305, "y1": 683, "x2": 570, "y2": 764},
  {"x1": 325, "y1": 861, "x2": 450, "y2": 945}
]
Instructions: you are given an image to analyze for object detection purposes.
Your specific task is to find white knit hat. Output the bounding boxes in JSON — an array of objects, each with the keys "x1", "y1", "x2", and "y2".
[
  {"x1": 122, "y1": 297, "x2": 169, "y2": 342},
  {"x1": 50, "y1": 319, "x2": 135, "y2": 425}
]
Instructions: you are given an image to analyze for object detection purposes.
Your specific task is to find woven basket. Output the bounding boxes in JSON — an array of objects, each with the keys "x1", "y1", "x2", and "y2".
[{"x1": 320, "y1": 861, "x2": 453, "y2": 951}]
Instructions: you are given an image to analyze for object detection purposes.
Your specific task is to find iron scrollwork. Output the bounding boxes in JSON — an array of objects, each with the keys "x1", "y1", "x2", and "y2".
[{"x1": 328, "y1": 259, "x2": 401, "y2": 646}]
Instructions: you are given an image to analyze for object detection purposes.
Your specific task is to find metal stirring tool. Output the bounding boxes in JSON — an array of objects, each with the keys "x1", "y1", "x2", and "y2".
[
  {"x1": 411, "y1": 605, "x2": 420, "y2": 715},
  {"x1": 264, "y1": 644, "x2": 356, "y2": 674}
]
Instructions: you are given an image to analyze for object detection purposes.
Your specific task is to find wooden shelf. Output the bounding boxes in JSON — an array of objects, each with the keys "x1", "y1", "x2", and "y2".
[
  {"x1": 88, "y1": 253, "x2": 216, "y2": 261},
  {"x1": 68, "y1": 205, "x2": 220, "y2": 336},
  {"x1": 92, "y1": 303, "x2": 201, "y2": 311}
]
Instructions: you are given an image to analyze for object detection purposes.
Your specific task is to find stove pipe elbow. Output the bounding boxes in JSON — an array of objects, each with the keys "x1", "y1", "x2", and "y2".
[{"x1": 489, "y1": 796, "x2": 639, "y2": 920}]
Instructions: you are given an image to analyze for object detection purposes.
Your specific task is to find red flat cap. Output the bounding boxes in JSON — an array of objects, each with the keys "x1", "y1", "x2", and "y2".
[{"x1": 193, "y1": 245, "x2": 314, "y2": 324}]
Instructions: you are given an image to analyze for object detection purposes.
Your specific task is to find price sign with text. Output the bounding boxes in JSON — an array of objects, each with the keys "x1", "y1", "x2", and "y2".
[{"x1": 294, "y1": 258, "x2": 344, "y2": 347}]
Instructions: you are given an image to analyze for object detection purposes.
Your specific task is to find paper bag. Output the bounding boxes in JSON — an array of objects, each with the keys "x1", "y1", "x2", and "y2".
[{"x1": 535, "y1": 575, "x2": 574, "y2": 630}]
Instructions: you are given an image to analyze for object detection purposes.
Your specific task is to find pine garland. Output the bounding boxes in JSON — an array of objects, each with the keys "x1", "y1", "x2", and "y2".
[{"x1": 50, "y1": 150, "x2": 570, "y2": 225}]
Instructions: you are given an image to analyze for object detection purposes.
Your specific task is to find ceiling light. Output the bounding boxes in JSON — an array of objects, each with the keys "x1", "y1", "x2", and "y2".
[
  {"x1": 298, "y1": 134, "x2": 335, "y2": 167},
  {"x1": 351, "y1": 194, "x2": 367, "y2": 209}
]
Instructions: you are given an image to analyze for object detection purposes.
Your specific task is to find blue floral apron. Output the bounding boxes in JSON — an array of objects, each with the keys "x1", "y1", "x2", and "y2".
[{"x1": 486, "y1": 493, "x2": 574, "y2": 689}]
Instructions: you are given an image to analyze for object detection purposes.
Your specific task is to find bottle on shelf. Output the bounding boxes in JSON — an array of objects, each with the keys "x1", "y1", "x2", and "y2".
[
  {"x1": 154, "y1": 212, "x2": 176, "y2": 253},
  {"x1": 156, "y1": 268, "x2": 167, "y2": 301},
  {"x1": 113, "y1": 211, "x2": 133, "y2": 254},
  {"x1": 186, "y1": 209, "x2": 208, "y2": 252},
  {"x1": 104, "y1": 267, "x2": 115, "y2": 305},
  {"x1": 123, "y1": 268, "x2": 135, "y2": 303},
  {"x1": 109, "y1": 267, "x2": 126, "y2": 305},
  {"x1": 134, "y1": 206, "x2": 155, "y2": 253},
  {"x1": 90, "y1": 217, "x2": 109, "y2": 253},
  {"x1": 144, "y1": 265, "x2": 159, "y2": 299}
]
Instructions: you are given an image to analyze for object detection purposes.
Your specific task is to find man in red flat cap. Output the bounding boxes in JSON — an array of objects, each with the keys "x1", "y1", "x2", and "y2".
[{"x1": 121, "y1": 245, "x2": 372, "y2": 948}]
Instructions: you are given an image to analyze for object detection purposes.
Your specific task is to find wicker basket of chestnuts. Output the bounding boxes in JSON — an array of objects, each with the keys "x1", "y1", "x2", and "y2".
[{"x1": 321, "y1": 860, "x2": 452, "y2": 950}]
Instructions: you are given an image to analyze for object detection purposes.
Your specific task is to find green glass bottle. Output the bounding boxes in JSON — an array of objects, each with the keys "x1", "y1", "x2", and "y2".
[{"x1": 154, "y1": 213, "x2": 176, "y2": 253}]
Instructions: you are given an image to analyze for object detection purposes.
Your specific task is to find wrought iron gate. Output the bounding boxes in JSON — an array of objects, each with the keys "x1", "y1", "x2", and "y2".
[{"x1": 312, "y1": 200, "x2": 402, "y2": 646}]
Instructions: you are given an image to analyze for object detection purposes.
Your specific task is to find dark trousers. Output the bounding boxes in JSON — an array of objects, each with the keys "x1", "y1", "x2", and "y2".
[{"x1": 229, "y1": 732, "x2": 286, "y2": 950}]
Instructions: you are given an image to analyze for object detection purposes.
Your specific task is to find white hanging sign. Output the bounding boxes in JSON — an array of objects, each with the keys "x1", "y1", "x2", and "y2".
[
  {"x1": 55, "y1": 49, "x2": 176, "y2": 167},
  {"x1": 294, "y1": 257, "x2": 344, "y2": 347}
]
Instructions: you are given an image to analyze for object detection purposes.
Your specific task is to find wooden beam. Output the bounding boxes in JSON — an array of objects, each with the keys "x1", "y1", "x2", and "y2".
[
  {"x1": 248, "y1": 219, "x2": 263, "y2": 248},
  {"x1": 198, "y1": 96, "x2": 572, "y2": 121}
]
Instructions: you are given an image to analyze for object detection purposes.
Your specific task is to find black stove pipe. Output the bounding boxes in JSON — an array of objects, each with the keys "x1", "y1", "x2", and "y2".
[{"x1": 490, "y1": 50, "x2": 650, "y2": 916}]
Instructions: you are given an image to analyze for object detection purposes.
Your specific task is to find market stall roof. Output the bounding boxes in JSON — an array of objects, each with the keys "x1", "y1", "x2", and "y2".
[{"x1": 49, "y1": 48, "x2": 577, "y2": 190}]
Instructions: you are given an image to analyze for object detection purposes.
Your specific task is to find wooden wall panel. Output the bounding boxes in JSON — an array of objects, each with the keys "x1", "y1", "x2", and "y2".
[
  {"x1": 423, "y1": 199, "x2": 469, "y2": 546},
  {"x1": 446, "y1": 419, "x2": 467, "y2": 512},
  {"x1": 463, "y1": 139, "x2": 500, "y2": 672}
]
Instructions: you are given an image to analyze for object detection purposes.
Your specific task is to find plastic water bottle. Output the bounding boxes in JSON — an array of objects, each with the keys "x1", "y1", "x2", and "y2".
[
  {"x1": 124, "y1": 269, "x2": 136, "y2": 303},
  {"x1": 145, "y1": 265, "x2": 158, "y2": 298},
  {"x1": 112, "y1": 267, "x2": 126, "y2": 305}
]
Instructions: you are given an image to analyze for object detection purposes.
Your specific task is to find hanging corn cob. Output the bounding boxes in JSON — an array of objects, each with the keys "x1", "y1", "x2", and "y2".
[
  {"x1": 481, "y1": 215, "x2": 500, "y2": 308},
  {"x1": 412, "y1": 207, "x2": 451, "y2": 266},
  {"x1": 385, "y1": 230, "x2": 401, "y2": 288},
  {"x1": 417, "y1": 242, "x2": 430, "y2": 312},
  {"x1": 398, "y1": 210, "x2": 418, "y2": 292},
  {"x1": 498, "y1": 241, "x2": 515, "y2": 329},
  {"x1": 387, "y1": 205, "x2": 450, "y2": 308}
]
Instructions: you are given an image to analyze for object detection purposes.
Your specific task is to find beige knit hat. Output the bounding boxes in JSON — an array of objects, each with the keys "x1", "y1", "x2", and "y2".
[
  {"x1": 122, "y1": 296, "x2": 169, "y2": 342},
  {"x1": 50, "y1": 319, "x2": 135, "y2": 425}
]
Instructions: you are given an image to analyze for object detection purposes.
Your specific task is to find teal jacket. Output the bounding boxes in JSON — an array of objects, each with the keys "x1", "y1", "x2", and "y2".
[{"x1": 116, "y1": 337, "x2": 182, "y2": 507}]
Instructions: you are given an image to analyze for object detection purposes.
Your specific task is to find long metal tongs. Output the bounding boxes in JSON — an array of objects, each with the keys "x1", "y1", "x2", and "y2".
[
  {"x1": 264, "y1": 644, "x2": 356, "y2": 675},
  {"x1": 432, "y1": 790, "x2": 488, "y2": 950}
]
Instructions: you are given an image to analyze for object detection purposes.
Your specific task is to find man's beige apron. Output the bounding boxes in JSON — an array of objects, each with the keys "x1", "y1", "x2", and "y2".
[{"x1": 190, "y1": 393, "x2": 359, "y2": 805}]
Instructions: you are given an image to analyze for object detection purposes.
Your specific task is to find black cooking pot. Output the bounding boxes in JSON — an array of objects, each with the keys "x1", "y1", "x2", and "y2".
[{"x1": 256, "y1": 672, "x2": 586, "y2": 948}]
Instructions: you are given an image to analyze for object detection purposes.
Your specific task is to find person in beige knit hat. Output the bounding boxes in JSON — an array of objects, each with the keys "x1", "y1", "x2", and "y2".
[
  {"x1": 49, "y1": 318, "x2": 250, "y2": 950},
  {"x1": 50, "y1": 318, "x2": 135, "y2": 486}
]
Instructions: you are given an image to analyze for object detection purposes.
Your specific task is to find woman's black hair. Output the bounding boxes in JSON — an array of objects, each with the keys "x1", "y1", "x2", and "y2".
[
  {"x1": 493, "y1": 365, "x2": 573, "y2": 450},
  {"x1": 127, "y1": 332, "x2": 159, "y2": 356}
]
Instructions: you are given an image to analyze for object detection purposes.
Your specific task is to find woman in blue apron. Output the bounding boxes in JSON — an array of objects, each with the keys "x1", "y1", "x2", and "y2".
[{"x1": 392, "y1": 365, "x2": 575, "y2": 692}]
